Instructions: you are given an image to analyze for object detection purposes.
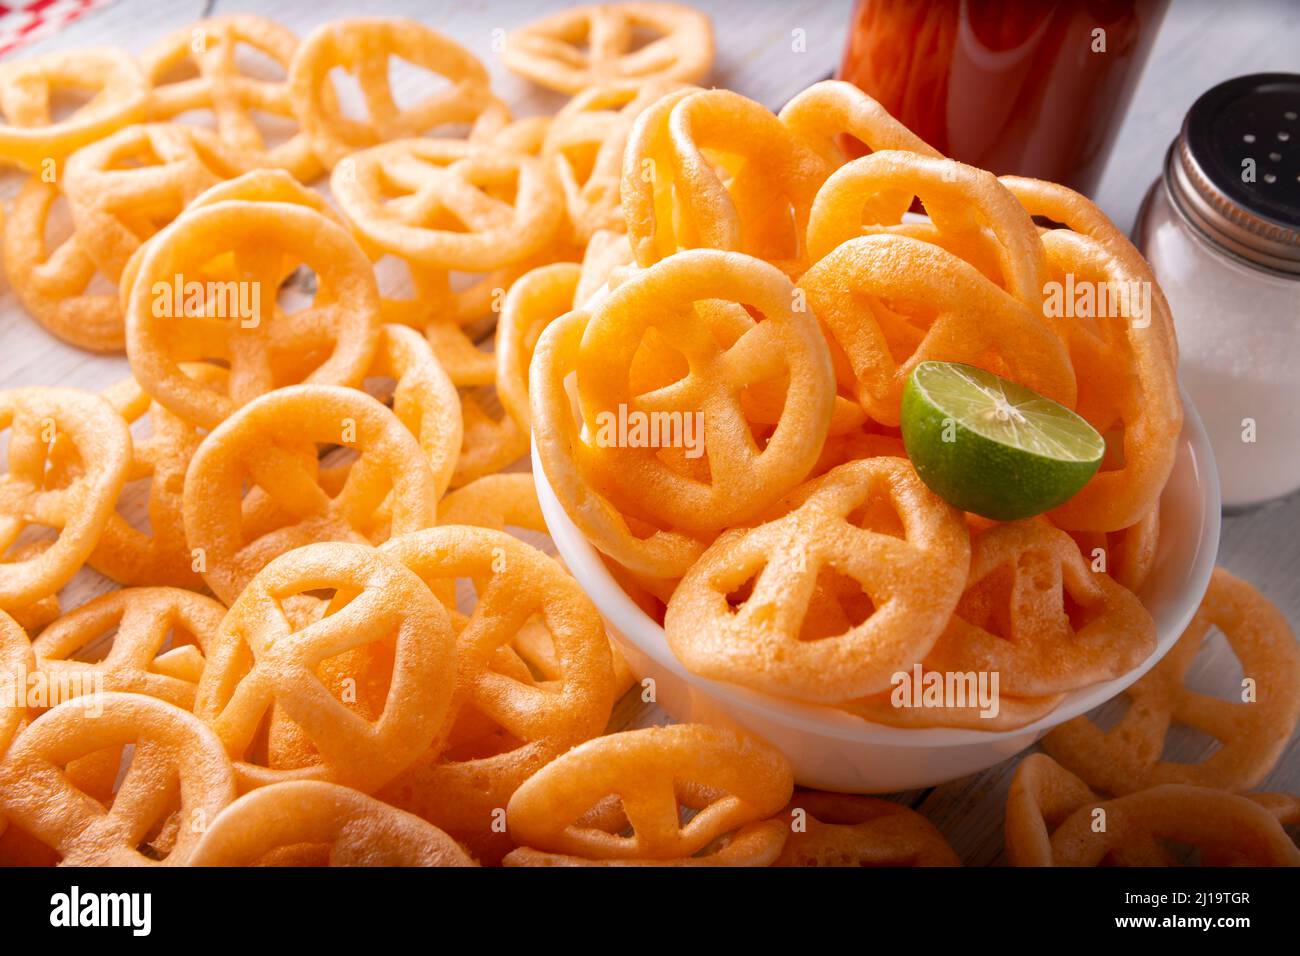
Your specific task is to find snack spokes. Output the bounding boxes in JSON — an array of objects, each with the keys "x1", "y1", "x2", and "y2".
[
  {"x1": 0, "y1": 4, "x2": 1256, "y2": 870},
  {"x1": 534, "y1": 78, "x2": 1186, "y2": 738}
]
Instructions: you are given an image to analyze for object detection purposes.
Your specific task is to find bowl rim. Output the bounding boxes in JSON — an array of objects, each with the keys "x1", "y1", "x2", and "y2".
[{"x1": 531, "y1": 388, "x2": 1221, "y2": 749}]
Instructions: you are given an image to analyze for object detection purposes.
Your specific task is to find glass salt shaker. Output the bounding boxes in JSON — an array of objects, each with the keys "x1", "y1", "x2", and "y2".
[{"x1": 1135, "y1": 73, "x2": 1300, "y2": 510}]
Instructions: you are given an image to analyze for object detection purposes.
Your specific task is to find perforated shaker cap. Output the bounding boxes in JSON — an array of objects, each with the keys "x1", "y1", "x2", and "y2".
[{"x1": 1167, "y1": 72, "x2": 1300, "y2": 275}]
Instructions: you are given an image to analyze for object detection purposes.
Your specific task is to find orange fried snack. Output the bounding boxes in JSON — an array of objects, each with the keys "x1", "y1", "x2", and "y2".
[
  {"x1": 140, "y1": 15, "x2": 322, "y2": 181},
  {"x1": 805, "y1": 151, "x2": 1048, "y2": 305},
  {"x1": 183, "y1": 384, "x2": 438, "y2": 604},
  {"x1": 1044, "y1": 568, "x2": 1300, "y2": 794},
  {"x1": 778, "y1": 80, "x2": 941, "y2": 167},
  {"x1": 0, "y1": 609, "x2": 33, "y2": 748},
  {"x1": 32, "y1": 588, "x2": 224, "y2": 710},
  {"x1": 332, "y1": 138, "x2": 563, "y2": 272},
  {"x1": 666, "y1": 457, "x2": 969, "y2": 702},
  {"x1": 2, "y1": 178, "x2": 123, "y2": 351},
  {"x1": 189, "y1": 781, "x2": 477, "y2": 866},
  {"x1": 75, "y1": 375, "x2": 212, "y2": 587},
  {"x1": 1037, "y1": 226, "x2": 1181, "y2": 532},
  {"x1": 798, "y1": 234, "x2": 1076, "y2": 427},
  {"x1": 1004, "y1": 753, "x2": 1101, "y2": 866},
  {"x1": 63, "y1": 123, "x2": 248, "y2": 283},
  {"x1": 367, "y1": 324, "x2": 463, "y2": 500},
  {"x1": 125, "y1": 200, "x2": 381, "y2": 429},
  {"x1": 495, "y1": 261, "x2": 581, "y2": 436},
  {"x1": 502, "y1": 3, "x2": 713, "y2": 94},
  {"x1": 503, "y1": 724, "x2": 792, "y2": 866},
  {"x1": 0, "y1": 388, "x2": 131, "y2": 612},
  {"x1": 543, "y1": 79, "x2": 683, "y2": 241},
  {"x1": 776, "y1": 791, "x2": 959, "y2": 866},
  {"x1": 920, "y1": 520, "x2": 1154, "y2": 697},
  {"x1": 1006, "y1": 755, "x2": 1299, "y2": 866},
  {"x1": 566, "y1": 249, "x2": 835, "y2": 534},
  {"x1": 116, "y1": 167, "x2": 346, "y2": 313},
  {"x1": 438, "y1": 473, "x2": 547, "y2": 535},
  {"x1": 621, "y1": 88, "x2": 829, "y2": 274},
  {"x1": 1066, "y1": 505, "x2": 1161, "y2": 595},
  {"x1": 377, "y1": 526, "x2": 617, "y2": 864},
  {"x1": 530, "y1": 308, "x2": 708, "y2": 580},
  {"x1": 0, "y1": 48, "x2": 147, "y2": 171},
  {"x1": 0, "y1": 692, "x2": 236, "y2": 865},
  {"x1": 289, "y1": 17, "x2": 508, "y2": 168},
  {"x1": 1002, "y1": 175, "x2": 1179, "y2": 367},
  {"x1": 194, "y1": 542, "x2": 455, "y2": 792}
]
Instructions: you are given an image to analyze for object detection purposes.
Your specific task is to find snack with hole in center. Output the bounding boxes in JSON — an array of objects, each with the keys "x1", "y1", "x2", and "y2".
[
  {"x1": 504, "y1": 724, "x2": 792, "y2": 866},
  {"x1": 1043, "y1": 568, "x2": 1300, "y2": 794},
  {"x1": 502, "y1": 3, "x2": 713, "y2": 95},
  {"x1": 190, "y1": 780, "x2": 478, "y2": 866}
]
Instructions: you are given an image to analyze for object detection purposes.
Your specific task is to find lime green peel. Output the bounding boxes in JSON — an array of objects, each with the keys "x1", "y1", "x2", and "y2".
[{"x1": 900, "y1": 361, "x2": 1104, "y2": 521}]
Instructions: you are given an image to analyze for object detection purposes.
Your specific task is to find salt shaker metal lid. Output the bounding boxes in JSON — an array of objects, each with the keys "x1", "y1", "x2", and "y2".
[{"x1": 1166, "y1": 72, "x2": 1300, "y2": 275}]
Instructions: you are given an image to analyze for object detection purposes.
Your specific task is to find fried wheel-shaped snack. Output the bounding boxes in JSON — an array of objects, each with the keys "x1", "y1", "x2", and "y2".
[
  {"x1": 496, "y1": 261, "x2": 581, "y2": 435},
  {"x1": 573, "y1": 249, "x2": 835, "y2": 533},
  {"x1": 333, "y1": 138, "x2": 563, "y2": 272},
  {"x1": 502, "y1": 3, "x2": 713, "y2": 94},
  {"x1": 776, "y1": 791, "x2": 959, "y2": 866},
  {"x1": 529, "y1": 308, "x2": 707, "y2": 580},
  {"x1": 377, "y1": 526, "x2": 617, "y2": 864},
  {"x1": 1066, "y1": 505, "x2": 1161, "y2": 595},
  {"x1": 64, "y1": 124, "x2": 248, "y2": 283},
  {"x1": 125, "y1": 200, "x2": 381, "y2": 430},
  {"x1": 1004, "y1": 753, "x2": 1101, "y2": 866},
  {"x1": 194, "y1": 542, "x2": 455, "y2": 792},
  {"x1": 189, "y1": 781, "x2": 477, "y2": 867},
  {"x1": 2, "y1": 178, "x2": 122, "y2": 351},
  {"x1": 543, "y1": 79, "x2": 683, "y2": 241},
  {"x1": 0, "y1": 388, "x2": 131, "y2": 611},
  {"x1": 289, "y1": 17, "x2": 507, "y2": 168},
  {"x1": 71, "y1": 374, "x2": 212, "y2": 587},
  {"x1": 438, "y1": 473, "x2": 547, "y2": 534},
  {"x1": 32, "y1": 587, "x2": 223, "y2": 711},
  {"x1": 140, "y1": 15, "x2": 322, "y2": 181},
  {"x1": 1052, "y1": 786, "x2": 1300, "y2": 867},
  {"x1": 504, "y1": 724, "x2": 792, "y2": 865},
  {"x1": 0, "y1": 611, "x2": 33, "y2": 752},
  {"x1": 778, "y1": 80, "x2": 941, "y2": 167},
  {"x1": 116, "y1": 168, "x2": 346, "y2": 314},
  {"x1": 1044, "y1": 568, "x2": 1300, "y2": 795},
  {"x1": 1037, "y1": 227, "x2": 1181, "y2": 532},
  {"x1": 806, "y1": 151, "x2": 1048, "y2": 304},
  {"x1": 183, "y1": 385, "x2": 438, "y2": 604},
  {"x1": 0, "y1": 48, "x2": 147, "y2": 171},
  {"x1": 1001, "y1": 175, "x2": 1178, "y2": 367},
  {"x1": 0, "y1": 693, "x2": 236, "y2": 865},
  {"x1": 799, "y1": 234, "x2": 1075, "y2": 427},
  {"x1": 0, "y1": 610, "x2": 33, "y2": 842},
  {"x1": 622, "y1": 88, "x2": 829, "y2": 273},
  {"x1": 368, "y1": 324, "x2": 463, "y2": 500},
  {"x1": 1007, "y1": 755, "x2": 1299, "y2": 866},
  {"x1": 920, "y1": 520, "x2": 1154, "y2": 697},
  {"x1": 666, "y1": 457, "x2": 968, "y2": 702}
]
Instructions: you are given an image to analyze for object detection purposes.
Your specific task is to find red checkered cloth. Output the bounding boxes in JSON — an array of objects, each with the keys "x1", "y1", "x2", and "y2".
[{"x1": 0, "y1": 0, "x2": 116, "y2": 59}]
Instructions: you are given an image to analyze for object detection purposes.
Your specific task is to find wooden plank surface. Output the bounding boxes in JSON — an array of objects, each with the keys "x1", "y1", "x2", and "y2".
[{"x1": 3, "y1": 0, "x2": 1298, "y2": 866}]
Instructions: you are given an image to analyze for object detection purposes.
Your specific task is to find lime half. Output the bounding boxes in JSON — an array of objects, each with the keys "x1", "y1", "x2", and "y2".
[{"x1": 901, "y1": 361, "x2": 1104, "y2": 521}]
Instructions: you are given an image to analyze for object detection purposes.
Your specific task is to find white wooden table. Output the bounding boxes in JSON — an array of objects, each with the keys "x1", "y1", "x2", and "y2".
[{"x1": 3, "y1": 0, "x2": 1298, "y2": 865}]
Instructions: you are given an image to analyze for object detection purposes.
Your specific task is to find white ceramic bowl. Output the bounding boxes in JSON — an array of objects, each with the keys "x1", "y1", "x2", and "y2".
[{"x1": 532, "y1": 391, "x2": 1220, "y2": 792}]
